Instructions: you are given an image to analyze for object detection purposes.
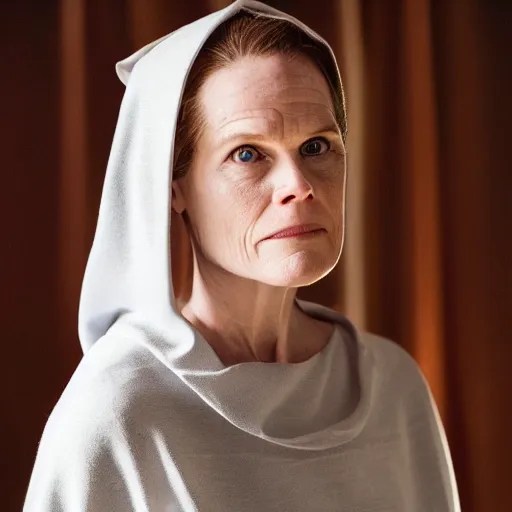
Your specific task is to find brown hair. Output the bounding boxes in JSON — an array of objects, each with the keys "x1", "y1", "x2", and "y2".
[{"x1": 172, "y1": 10, "x2": 347, "y2": 180}]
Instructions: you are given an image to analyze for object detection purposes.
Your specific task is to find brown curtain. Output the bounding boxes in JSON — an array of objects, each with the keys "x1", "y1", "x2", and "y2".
[{"x1": 2, "y1": 0, "x2": 510, "y2": 510}]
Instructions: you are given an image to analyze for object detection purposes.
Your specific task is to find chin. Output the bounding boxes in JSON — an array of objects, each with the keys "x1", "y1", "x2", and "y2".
[{"x1": 262, "y1": 250, "x2": 338, "y2": 287}]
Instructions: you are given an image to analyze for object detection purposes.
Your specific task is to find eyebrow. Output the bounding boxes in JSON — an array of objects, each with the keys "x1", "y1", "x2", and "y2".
[{"x1": 215, "y1": 123, "x2": 342, "y2": 148}]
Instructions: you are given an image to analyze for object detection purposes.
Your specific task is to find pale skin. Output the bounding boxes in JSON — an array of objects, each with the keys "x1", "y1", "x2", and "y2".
[{"x1": 171, "y1": 53, "x2": 347, "y2": 366}]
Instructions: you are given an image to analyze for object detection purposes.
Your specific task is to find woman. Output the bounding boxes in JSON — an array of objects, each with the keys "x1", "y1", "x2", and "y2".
[{"x1": 24, "y1": 1, "x2": 460, "y2": 510}]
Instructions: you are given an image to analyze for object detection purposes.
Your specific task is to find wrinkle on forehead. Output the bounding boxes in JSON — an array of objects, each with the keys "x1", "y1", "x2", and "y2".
[
  {"x1": 206, "y1": 83, "x2": 333, "y2": 120},
  {"x1": 217, "y1": 103, "x2": 334, "y2": 127},
  {"x1": 198, "y1": 54, "x2": 338, "y2": 147},
  {"x1": 213, "y1": 105, "x2": 337, "y2": 145},
  {"x1": 218, "y1": 109, "x2": 284, "y2": 140}
]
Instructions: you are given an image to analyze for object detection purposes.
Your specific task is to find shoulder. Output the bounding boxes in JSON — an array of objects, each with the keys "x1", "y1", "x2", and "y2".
[
  {"x1": 25, "y1": 334, "x2": 165, "y2": 511},
  {"x1": 27, "y1": 334, "x2": 177, "y2": 505},
  {"x1": 357, "y1": 331, "x2": 460, "y2": 509},
  {"x1": 43, "y1": 333, "x2": 176, "y2": 447},
  {"x1": 360, "y1": 331, "x2": 420, "y2": 372},
  {"x1": 356, "y1": 330, "x2": 442, "y2": 425},
  {"x1": 358, "y1": 330, "x2": 429, "y2": 389}
]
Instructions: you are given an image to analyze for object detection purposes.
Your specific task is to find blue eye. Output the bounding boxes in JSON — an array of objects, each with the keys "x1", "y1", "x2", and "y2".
[
  {"x1": 232, "y1": 146, "x2": 259, "y2": 164},
  {"x1": 301, "y1": 138, "x2": 330, "y2": 156}
]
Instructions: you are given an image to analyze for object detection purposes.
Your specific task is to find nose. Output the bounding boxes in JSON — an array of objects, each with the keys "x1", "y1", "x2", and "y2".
[{"x1": 272, "y1": 159, "x2": 314, "y2": 205}]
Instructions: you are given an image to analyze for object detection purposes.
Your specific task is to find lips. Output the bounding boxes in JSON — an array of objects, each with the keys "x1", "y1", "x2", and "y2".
[{"x1": 264, "y1": 223, "x2": 325, "y2": 240}]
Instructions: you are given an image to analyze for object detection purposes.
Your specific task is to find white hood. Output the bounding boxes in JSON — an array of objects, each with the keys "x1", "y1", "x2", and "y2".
[{"x1": 78, "y1": 0, "x2": 346, "y2": 353}]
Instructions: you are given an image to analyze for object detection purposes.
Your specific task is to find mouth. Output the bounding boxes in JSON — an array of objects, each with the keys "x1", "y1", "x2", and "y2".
[{"x1": 264, "y1": 224, "x2": 326, "y2": 240}]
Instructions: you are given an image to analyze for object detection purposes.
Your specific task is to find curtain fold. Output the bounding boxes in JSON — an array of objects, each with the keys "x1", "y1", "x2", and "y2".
[
  {"x1": 3, "y1": 1, "x2": 509, "y2": 510},
  {"x1": 336, "y1": 0, "x2": 367, "y2": 328},
  {"x1": 400, "y1": 0, "x2": 446, "y2": 418},
  {"x1": 58, "y1": 0, "x2": 88, "y2": 358}
]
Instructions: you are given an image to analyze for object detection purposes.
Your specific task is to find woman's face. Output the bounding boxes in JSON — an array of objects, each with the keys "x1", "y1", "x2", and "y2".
[{"x1": 172, "y1": 53, "x2": 346, "y2": 287}]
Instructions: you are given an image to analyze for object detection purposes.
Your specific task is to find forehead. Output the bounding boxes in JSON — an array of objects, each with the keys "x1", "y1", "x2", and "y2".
[{"x1": 198, "y1": 54, "x2": 336, "y2": 137}]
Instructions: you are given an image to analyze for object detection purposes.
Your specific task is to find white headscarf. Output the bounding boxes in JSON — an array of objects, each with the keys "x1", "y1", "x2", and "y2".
[{"x1": 78, "y1": 0, "x2": 346, "y2": 353}]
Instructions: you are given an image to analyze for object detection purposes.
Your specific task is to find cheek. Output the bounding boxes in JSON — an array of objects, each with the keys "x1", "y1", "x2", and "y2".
[
  {"x1": 327, "y1": 177, "x2": 346, "y2": 215},
  {"x1": 191, "y1": 177, "x2": 262, "y2": 249},
  {"x1": 216, "y1": 178, "x2": 260, "y2": 223},
  {"x1": 316, "y1": 166, "x2": 346, "y2": 219}
]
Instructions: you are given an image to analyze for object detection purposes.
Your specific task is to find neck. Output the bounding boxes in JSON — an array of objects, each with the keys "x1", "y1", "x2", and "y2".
[{"x1": 179, "y1": 254, "x2": 331, "y2": 366}]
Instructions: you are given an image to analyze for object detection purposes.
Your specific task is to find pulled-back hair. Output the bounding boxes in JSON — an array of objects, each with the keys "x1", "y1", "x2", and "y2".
[{"x1": 172, "y1": 10, "x2": 347, "y2": 180}]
